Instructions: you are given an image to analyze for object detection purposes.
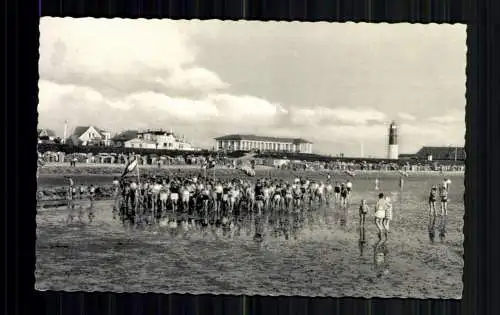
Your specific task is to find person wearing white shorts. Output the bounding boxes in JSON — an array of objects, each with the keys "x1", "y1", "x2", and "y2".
[
  {"x1": 382, "y1": 196, "x2": 393, "y2": 238},
  {"x1": 374, "y1": 193, "x2": 386, "y2": 240}
]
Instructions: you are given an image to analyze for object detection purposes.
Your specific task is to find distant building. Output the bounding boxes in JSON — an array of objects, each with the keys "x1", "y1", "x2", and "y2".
[
  {"x1": 37, "y1": 128, "x2": 59, "y2": 144},
  {"x1": 111, "y1": 130, "x2": 138, "y2": 147},
  {"x1": 124, "y1": 128, "x2": 194, "y2": 151},
  {"x1": 214, "y1": 134, "x2": 313, "y2": 153},
  {"x1": 400, "y1": 146, "x2": 465, "y2": 161},
  {"x1": 66, "y1": 125, "x2": 112, "y2": 146}
]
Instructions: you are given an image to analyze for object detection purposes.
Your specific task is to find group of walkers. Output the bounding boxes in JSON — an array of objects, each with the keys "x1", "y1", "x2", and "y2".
[
  {"x1": 62, "y1": 169, "x2": 452, "y2": 245},
  {"x1": 110, "y1": 171, "x2": 356, "y2": 232},
  {"x1": 428, "y1": 178, "x2": 452, "y2": 241}
]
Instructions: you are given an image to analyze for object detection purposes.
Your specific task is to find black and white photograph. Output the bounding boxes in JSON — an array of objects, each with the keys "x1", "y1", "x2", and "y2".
[{"x1": 36, "y1": 18, "x2": 465, "y2": 298}]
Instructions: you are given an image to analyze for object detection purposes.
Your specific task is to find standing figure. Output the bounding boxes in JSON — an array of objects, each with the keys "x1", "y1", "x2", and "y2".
[
  {"x1": 438, "y1": 183, "x2": 449, "y2": 241},
  {"x1": 340, "y1": 183, "x2": 348, "y2": 208},
  {"x1": 382, "y1": 196, "x2": 393, "y2": 239},
  {"x1": 359, "y1": 199, "x2": 369, "y2": 228},
  {"x1": 374, "y1": 193, "x2": 386, "y2": 240},
  {"x1": 334, "y1": 181, "x2": 341, "y2": 202},
  {"x1": 428, "y1": 185, "x2": 438, "y2": 241}
]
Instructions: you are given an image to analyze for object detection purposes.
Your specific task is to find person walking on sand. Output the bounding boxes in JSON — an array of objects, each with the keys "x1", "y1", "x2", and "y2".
[
  {"x1": 438, "y1": 182, "x2": 449, "y2": 240},
  {"x1": 359, "y1": 199, "x2": 369, "y2": 228},
  {"x1": 382, "y1": 196, "x2": 393, "y2": 239},
  {"x1": 374, "y1": 193, "x2": 387, "y2": 240},
  {"x1": 428, "y1": 185, "x2": 438, "y2": 240}
]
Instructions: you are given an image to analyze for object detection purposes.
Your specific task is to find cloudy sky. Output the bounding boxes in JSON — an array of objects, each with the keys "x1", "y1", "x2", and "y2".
[{"x1": 39, "y1": 18, "x2": 466, "y2": 157}]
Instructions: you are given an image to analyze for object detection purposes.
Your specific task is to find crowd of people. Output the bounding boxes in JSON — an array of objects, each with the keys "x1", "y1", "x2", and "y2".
[
  {"x1": 109, "y1": 172, "x2": 356, "y2": 231},
  {"x1": 62, "y1": 169, "x2": 452, "y2": 245}
]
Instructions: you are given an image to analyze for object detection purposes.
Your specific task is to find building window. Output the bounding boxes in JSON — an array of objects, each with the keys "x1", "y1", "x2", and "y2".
[{"x1": 164, "y1": 143, "x2": 167, "y2": 147}]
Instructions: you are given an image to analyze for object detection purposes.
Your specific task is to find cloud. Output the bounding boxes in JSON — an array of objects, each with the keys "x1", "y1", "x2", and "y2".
[
  {"x1": 397, "y1": 112, "x2": 416, "y2": 121},
  {"x1": 427, "y1": 110, "x2": 464, "y2": 125},
  {"x1": 38, "y1": 79, "x2": 286, "y2": 134},
  {"x1": 288, "y1": 107, "x2": 387, "y2": 127},
  {"x1": 39, "y1": 18, "x2": 227, "y2": 96},
  {"x1": 38, "y1": 19, "x2": 465, "y2": 157}
]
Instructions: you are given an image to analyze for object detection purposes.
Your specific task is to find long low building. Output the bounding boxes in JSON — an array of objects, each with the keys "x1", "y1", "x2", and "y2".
[
  {"x1": 399, "y1": 146, "x2": 465, "y2": 161},
  {"x1": 215, "y1": 134, "x2": 313, "y2": 153}
]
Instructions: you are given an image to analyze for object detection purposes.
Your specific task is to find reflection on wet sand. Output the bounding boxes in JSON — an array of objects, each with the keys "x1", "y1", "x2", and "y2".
[
  {"x1": 373, "y1": 238, "x2": 390, "y2": 278},
  {"x1": 111, "y1": 196, "x2": 355, "y2": 243},
  {"x1": 359, "y1": 226, "x2": 368, "y2": 256}
]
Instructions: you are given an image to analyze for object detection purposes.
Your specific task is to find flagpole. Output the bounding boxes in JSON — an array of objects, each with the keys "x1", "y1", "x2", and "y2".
[
  {"x1": 136, "y1": 154, "x2": 140, "y2": 186},
  {"x1": 135, "y1": 154, "x2": 142, "y2": 223}
]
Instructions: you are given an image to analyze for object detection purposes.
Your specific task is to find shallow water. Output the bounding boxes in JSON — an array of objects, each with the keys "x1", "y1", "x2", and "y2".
[{"x1": 36, "y1": 175, "x2": 464, "y2": 298}]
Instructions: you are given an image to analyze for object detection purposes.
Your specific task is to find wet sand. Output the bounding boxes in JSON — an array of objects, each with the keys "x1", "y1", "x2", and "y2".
[{"x1": 36, "y1": 175, "x2": 464, "y2": 298}]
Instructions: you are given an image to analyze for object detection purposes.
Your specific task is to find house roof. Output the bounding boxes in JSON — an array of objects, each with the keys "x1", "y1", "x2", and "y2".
[
  {"x1": 214, "y1": 134, "x2": 313, "y2": 144},
  {"x1": 112, "y1": 130, "x2": 138, "y2": 141},
  {"x1": 71, "y1": 126, "x2": 106, "y2": 138},
  {"x1": 415, "y1": 146, "x2": 466, "y2": 160},
  {"x1": 37, "y1": 128, "x2": 56, "y2": 137},
  {"x1": 398, "y1": 153, "x2": 416, "y2": 158}
]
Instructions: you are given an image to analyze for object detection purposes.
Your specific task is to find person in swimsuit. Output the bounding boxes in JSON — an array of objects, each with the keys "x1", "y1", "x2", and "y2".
[
  {"x1": 359, "y1": 199, "x2": 369, "y2": 228},
  {"x1": 428, "y1": 185, "x2": 438, "y2": 239},
  {"x1": 439, "y1": 183, "x2": 449, "y2": 217},
  {"x1": 442, "y1": 178, "x2": 451, "y2": 191},
  {"x1": 169, "y1": 181, "x2": 180, "y2": 214},
  {"x1": 254, "y1": 181, "x2": 265, "y2": 214},
  {"x1": 340, "y1": 183, "x2": 348, "y2": 208},
  {"x1": 219, "y1": 185, "x2": 231, "y2": 216},
  {"x1": 346, "y1": 180, "x2": 353, "y2": 195},
  {"x1": 79, "y1": 185, "x2": 86, "y2": 200},
  {"x1": 374, "y1": 193, "x2": 386, "y2": 240},
  {"x1": 382, "y1": 196, "x2": 393, "y2": 238},
  {"x1": 89, "y1": 184, "x2": 96, "y2": 201},
  {"x1": 214, "y1": 182, "x2": 223, "y2": 216},
  {"x1": 334, "y1": 181, "x2": 341, "y2": 202},
  {"x1": 438, "y1": 183, "x2": 449, "y2": 240}
]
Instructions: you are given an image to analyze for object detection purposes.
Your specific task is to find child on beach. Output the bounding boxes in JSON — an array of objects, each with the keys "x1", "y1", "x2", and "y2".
[
  {"x1": 439, "y1": 183, "x2": 449, "y2": 216},
  {"x1": 359, "y1": 199, "x2": 369, "y2": 228},
  {"x1": 382, "y1": 196, "x2": 393, "y2": 238},
  {"x1": 438, "y1": 182, "x2": 449, "y2": 241},
  {"x1": 428, "y1": 185, "x2": 438, "y2": 240},
  {"x1": 374, "y1": 193, "x2": 386, "y2": 240}
]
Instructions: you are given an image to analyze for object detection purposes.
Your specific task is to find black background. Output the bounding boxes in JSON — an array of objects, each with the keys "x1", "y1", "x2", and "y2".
[{"x1": 4, "y1": 0, "x2": 498, "y2": 314}]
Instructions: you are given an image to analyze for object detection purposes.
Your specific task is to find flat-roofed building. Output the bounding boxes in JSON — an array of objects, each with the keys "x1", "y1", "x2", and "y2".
[{"x1": 214, "y1": 134, "x2": 313, "y2": 153}]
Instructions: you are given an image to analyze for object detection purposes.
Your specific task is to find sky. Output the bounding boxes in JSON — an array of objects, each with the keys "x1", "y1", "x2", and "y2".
[{"x1": 38, "y1": 18, "x2": 466, "y2": 157}]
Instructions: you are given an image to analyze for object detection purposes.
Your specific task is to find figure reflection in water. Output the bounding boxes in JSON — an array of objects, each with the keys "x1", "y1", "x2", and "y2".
[
  {"x1": 428, "y1": 185, "x2": 438, "y2": 242},
  {"x1": 373, "y1": 238, "x2": 389, "y2": 277},
  {"x1": 359, "y1": 226, "x2": 367, "y2": 256},
  {"x1": 253, "y1": 213, "x2": 264, "y2": 242},
  {"x1": 359, "y1": 199, "x2": 368, "y2": 228}
]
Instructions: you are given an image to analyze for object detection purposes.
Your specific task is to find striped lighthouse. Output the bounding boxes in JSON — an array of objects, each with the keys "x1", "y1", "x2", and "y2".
[{"x1": 387, "y1": 121, "x2": 399, "y2": 160}]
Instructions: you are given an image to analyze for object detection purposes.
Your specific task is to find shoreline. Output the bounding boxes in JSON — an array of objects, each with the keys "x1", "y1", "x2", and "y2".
[
  {"x1": 39, "y1": 163, "x2": 464, "y2": 177},
  {"x1": 37, "y1": 165, "x2": 463, "y2": 203}
]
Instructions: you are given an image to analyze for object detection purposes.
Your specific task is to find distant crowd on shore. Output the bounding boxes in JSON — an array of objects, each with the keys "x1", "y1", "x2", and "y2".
[{"x1": 38, "y1": 149, "x2": 465, "y2": 174}]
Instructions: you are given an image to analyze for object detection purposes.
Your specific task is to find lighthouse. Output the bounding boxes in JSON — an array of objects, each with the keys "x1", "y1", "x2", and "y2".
[{"x1": 387, "y1": 121, "x2": 399, "y2": 160}]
